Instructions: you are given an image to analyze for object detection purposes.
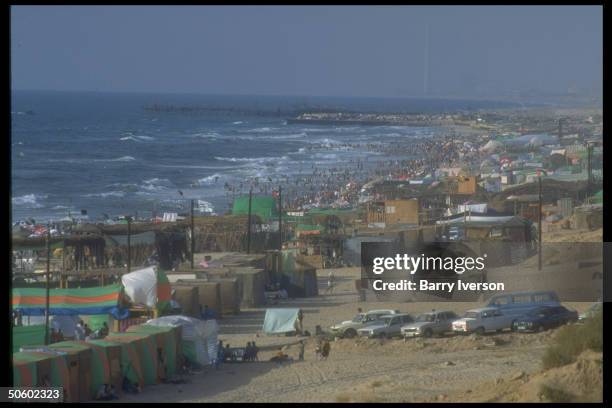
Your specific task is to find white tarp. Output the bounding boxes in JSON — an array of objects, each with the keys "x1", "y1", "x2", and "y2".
[
  {"x1": 457, "y1": 203, "x2": 488, "y2": 214},
  {"x1": 23, "y1": 315, "x2": 79, "y2": 338},
  {"x1": 146, "y1": 315, "x2": 219, "y2": 366},
  {"x1": 121, "y1": 266, "x2": 157, "y2": 308},
  {"x1": 162, "y1": 212, "x2": 178, "y2": 222}
]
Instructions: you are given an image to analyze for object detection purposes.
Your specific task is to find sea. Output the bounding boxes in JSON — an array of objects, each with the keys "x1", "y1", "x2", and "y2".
[{"x1": 11, "y1": 90, "x2": 520, "y2": 223}]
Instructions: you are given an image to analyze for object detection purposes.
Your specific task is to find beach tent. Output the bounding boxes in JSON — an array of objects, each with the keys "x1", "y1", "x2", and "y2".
[
  {"x1": 262, "y1": 308, "x2": 300, "y2": 335},
  {"x1": 126, "y1": 324, "x2": 181, "y2": 378},
  {"x1": 83, "y1": 340, "x2": 123, "y2": 393},
  {"x1": 13, "y1": 351, "x2": 70, "y2": 389},
  {"x1": 121, "y1": 266, "x2": 172, "y2": 315},
  {"x1": 47, "y1": 341, "x2": 94, "y2": 402},
  {"x1": 146, "y1": 315, "x2": 219, "y2": 367},
  {"x1": 105, "y1": 332, "x2": 159, "y2": 385},
  {"x1": 49, "y1": 341, "x2": 110, "y2": 399},
  {"x1": 87, "y1": 339, "x2": 144, "y2": 389},
  {"x1": 12, "y1": 284, "x2": 127, "y2": 319}
]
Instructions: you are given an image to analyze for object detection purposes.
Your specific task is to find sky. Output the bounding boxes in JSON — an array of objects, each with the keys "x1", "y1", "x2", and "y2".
[{"x1": 10, "y1": 6, "x2": 603, "y2": 99}]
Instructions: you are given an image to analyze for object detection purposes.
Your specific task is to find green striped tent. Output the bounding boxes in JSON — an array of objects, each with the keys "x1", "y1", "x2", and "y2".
[
  {"x1": 13, "y1": 351, "x2": 70, "y2": 389},
  {"x1": 105, "y1": 333, "x2": 158, "y2": 385},
  {"x1": 125, "y1": 324, "x2": 180, "y2": 378},
  {"x1": 87, "y1": 339, "x2": 144, "y2": 389}
]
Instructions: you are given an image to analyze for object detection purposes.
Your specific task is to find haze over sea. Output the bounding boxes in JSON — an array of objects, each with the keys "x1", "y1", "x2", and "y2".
[{"x1": 11, "y1": 90, "x2": 520, "y2": 222}]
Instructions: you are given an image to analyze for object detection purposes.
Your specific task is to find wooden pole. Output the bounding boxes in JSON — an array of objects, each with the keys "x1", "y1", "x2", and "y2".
[
  {"x1": 127, "y1": 217, "x2": 132, "y2": 273},
  {"x1": 278, "y1": 186, "x2": 283, "y2": 278},
  {"x1": 278, "y1": 186, "x2": 283, "y2": 252},
  {"x1": 538, "y1": 175, "x2": 542, "y2": 271},
  {"x1": 247, "y1": 188, "x2": 253, "y2": 254},
  {"x1": 44, "y1": 225, "x2": 51, "y2": 345},
  {"x1": 191, "y1": 199, "x2": 195, "y2": 269}
]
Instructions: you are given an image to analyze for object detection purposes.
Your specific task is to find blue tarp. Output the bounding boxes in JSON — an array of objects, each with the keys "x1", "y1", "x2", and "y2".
[{"x1": 262, "y1": 308, "x2": 300, "y2": 334}]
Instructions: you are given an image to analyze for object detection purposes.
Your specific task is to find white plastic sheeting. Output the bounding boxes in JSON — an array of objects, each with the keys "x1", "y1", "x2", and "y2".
[
  {"x1": 23, "y1": 315, "x2": 79, "y2": 338},
  {"x1": 457, "y1": 203, "x2": 488, "y2": 214},
  {"x1": 121, "y1": 266, "x2": 157, "y2": 308},
  {"x1": 146, "y1": 315, "x2": 219, "y2": 366}
]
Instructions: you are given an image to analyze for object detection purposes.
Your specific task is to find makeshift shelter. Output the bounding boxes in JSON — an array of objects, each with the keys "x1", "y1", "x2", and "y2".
[
  {"x1": 84, "y1": 340, "x2": 123, "y2": 396},
  {"x1": 87, "y1": 339, "x2": 144, "y2": 389},
  {"x1": 233, "y1": 267, "x2": 266, "y2": 307},
  {"x1": 121, "y1": 267, "x2": 172, "y2": 315},
  {"x1": 210, "y1": 278, "x2": 240, "y2": 315},
  {"x1": 47, "y1": 341, "x2": 93, "y2": 402},
  {"x1": 49, "y1": 341, "x2": 112, "y2": 400},
  {"x1": 12, "y1": 284, "x2": 127, "y2": 318},
  {"x1": 170, "y1": 285, "x2": 200, "y2": 318},
  {"x1": 146, "y1": 316, "x2": 219, "y2": 367},
  {"x1": 125, "y1": 324, "x2": 181, "y2": 379},
  {"x1": 11, "y1": 234, "x2": 107, "y2": 272},
  {"x1": 262, "y1": 308, "x2": 301, "y2": 335},
  {"x1": 174, "y1": 280, "x2": 222, "y2": 318},
  {"x1": 274, "y1": 250, "x2": 318, "y2": 297},
  {"x1": 105, "y1": 332, "x2": 158, "y2": 385},
  {"x1": 103, "y1": 226, "x2": 187, "y2": 271},
  {"x1": 12, "y1": 351, "x2": 71, "y2": 395},
  {"x1": 232, "y1": 195, "x2": 278, "y2": 221}
]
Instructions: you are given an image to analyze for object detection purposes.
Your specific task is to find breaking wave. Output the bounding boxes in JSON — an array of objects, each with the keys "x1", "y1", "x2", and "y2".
[{"x1": 12, "y1": 194, "x2": 46, "y2": 208}]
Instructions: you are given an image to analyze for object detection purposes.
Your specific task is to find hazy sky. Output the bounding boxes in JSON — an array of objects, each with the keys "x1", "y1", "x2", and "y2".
[{"x1": 11, "y1": 6, "x2": 602, "y2": 98}]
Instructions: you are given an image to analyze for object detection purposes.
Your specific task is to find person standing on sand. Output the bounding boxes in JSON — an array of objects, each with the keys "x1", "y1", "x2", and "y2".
[
  {"x1": 298, "y1": 340, "x2": 305, "y2": 361},
  {"x1": 321, "y1": 340, "x2": 330, "y2": 360},
  {"x1": 325, "y1": 270, "x2": 335, "y2": 294}
]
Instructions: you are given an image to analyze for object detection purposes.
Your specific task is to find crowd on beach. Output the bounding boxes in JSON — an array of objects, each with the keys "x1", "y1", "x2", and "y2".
[{"x1": 220, "y1": 134, "x2": 476, "y2": 210}]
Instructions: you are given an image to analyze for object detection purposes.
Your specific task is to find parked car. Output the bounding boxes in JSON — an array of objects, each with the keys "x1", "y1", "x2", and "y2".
[
  {"x1": 357, "y1": 313, "x2": 414, "y2": 338},
  {"x1": 486, "y1": 291, "x2": 560, "y2": 318},
  {"x1": 512, "y1": 306, "x2": 578, "y2": 332},
  {"x1": 452, "y1": 307, "x2": 514, "y2": 335},
  {"x1": 578, "y1": 302, "x2": 602, "y2": 322},
  {"x1": 330, "y1": 309, "x2": 400, "y2": 338},
  {"x1": 401, "y1": 310, "x2": 459, "y2": 338}
]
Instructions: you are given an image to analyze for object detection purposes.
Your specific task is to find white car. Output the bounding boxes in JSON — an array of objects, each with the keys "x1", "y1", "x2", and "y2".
[{"x1": 452, "y1": 307, "x2": 514, "y2": 335}]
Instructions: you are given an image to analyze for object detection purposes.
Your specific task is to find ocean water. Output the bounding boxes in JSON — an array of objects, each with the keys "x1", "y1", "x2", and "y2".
[{"x1": 11, "y1": 91, "x2": 517, "y2": 222}]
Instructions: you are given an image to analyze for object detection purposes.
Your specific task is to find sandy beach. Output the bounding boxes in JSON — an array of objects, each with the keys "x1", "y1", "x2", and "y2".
[{"x1": 116, "y1": 231, "x2": 600, "y2": 403}]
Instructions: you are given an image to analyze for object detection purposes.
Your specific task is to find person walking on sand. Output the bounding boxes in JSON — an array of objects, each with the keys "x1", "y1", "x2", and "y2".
[
  {"x1": 315, "y1": 341, "x2": 322, "y2": 360},
  {"x1": 298, "y1": 340, "x2": 305, "y2": 361}
]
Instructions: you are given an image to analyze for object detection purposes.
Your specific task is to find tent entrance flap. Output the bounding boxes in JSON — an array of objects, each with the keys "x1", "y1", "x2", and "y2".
[{"x1": 262, "y1": 308, "x2": 300, "y2": 334}]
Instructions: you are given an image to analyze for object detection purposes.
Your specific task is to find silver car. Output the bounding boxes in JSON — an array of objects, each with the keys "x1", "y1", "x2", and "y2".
[
  {"x1": 401, "y1": 310, "x2": 459, "y2": 338},
  {"x1": 357, "y1": 313, "x2": 414, "y2": 339},
  {"x1": 330, "y1": 309, "x2": 399, "y2": 338}
]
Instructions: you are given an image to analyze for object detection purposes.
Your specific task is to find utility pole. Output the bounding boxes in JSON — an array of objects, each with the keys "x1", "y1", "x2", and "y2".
[
  {"x1": 247, "y1": 189, "x2": 253, "y2": 254},
  {"x1": 586, "y1": 142, "x2": 593, "y2": 192},
  {"x1": 538, "y1": 174, "x2": 542, "y2": 271},
  {"x1": 127, "y1": 216, "x2": 132, "y2": 273},
  {"x1": 191, "y1": 199, "x2": 195, "y2": 269},
  {"x1": 44, "y1": 225, "x2": 51, "y2": 345},
  {"x1": 278, "y1": 186, "x2": 283, "y2": 252},
  {"x1": 278, "y1": 186, "x2": 283, "y2": 278}
]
